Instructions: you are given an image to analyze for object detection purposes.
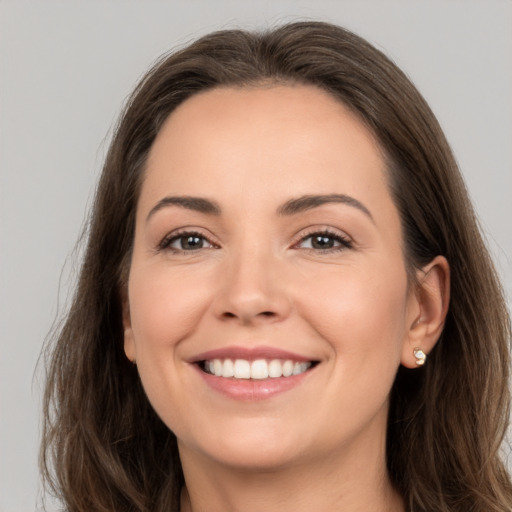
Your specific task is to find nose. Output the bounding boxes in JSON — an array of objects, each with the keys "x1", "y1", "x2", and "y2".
[{"x1": 212, "y1": 248, "x2": 292, "y2": 326}]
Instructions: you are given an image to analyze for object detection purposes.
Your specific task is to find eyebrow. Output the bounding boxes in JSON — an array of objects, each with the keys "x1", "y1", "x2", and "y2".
[
  {"x1": 146, "y1": 193, "x2": 373, "y2": 223},
  {"x1": 146, "y1": 196, "x2": 221, "y2": 222},
  {"x1": 277, "y1": 194, "x2": 374, "y2": 222}
]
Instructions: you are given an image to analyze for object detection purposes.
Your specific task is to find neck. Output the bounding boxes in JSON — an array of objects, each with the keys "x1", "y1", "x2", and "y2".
[{"x1": 178, "y1": 429, "x2": 405, "y2": 512}]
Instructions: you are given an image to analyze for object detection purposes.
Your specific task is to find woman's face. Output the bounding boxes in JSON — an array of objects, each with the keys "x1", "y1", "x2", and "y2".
[{"x1": 124, "y1": 85, "x2": 421, "y2": 470}]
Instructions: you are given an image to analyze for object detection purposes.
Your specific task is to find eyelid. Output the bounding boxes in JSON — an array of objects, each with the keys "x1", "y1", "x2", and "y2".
[
  {"x1": 156, "y1": 227, "x2": 219, "y2": 253},
  {"x1": 155, "y1": 225, "x2": 353, "y2": 254},
  {"x1": 292, "y1": 226, "x2": 353, "y2": 251}
]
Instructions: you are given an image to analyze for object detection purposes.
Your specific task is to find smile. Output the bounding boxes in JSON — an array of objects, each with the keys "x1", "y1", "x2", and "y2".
[
  {"x1": 200, "y1": 358, "x2": 314, "y2": 380},
  {"x1": 190, "y1": 346, "x2": 319, "y2": 400}
]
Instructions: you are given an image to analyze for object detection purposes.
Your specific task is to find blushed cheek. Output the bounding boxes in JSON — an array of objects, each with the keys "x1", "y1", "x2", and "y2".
[
  {"x1": 128, "y1": 269, "x2": 210, "y2": 355},
  {"x1": 127, "y1": 272, "x2": 202, "y2": 430},
  {"x1": 300, "y1": 269, "x2": 408, "y2": 360}
]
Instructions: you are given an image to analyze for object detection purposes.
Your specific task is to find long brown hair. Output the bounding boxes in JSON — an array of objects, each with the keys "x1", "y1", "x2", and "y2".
[{"x1": 40, "y1": 21, "x2": 512, "y2": 511}]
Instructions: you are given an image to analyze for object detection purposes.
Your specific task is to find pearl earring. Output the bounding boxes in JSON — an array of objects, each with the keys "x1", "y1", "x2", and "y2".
[{"x1": 413, "y1": 348, "x2": 426, "y2": 366}]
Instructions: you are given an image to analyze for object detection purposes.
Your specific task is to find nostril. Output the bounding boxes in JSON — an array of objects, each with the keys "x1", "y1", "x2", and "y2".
[{"x1": 221, "y1": 310, "x2": 276, "y2": 320}]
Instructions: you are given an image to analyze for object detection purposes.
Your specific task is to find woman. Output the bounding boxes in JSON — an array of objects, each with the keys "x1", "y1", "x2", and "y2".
[{"x1": 40, "y1": 21, "x2": 512, "y2": 511}]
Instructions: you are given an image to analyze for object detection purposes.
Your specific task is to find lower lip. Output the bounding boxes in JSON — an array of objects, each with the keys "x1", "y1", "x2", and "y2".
[{"x1": 194, "y1": 365, "x2": 314, "y2": 401}]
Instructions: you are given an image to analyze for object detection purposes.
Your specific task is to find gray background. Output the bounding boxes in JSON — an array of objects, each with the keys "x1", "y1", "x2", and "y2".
[{"x1": 1, "y1": 1, "x2": 511, "y2": 510}]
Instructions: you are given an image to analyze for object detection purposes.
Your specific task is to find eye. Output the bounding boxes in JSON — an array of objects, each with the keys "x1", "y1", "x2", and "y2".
[
  {"x1": 158, "y1": 231, "x2": 216, "y2": 252},
  {"x1": 297, "y1": 231, "x2": 352, "y2": 251}
]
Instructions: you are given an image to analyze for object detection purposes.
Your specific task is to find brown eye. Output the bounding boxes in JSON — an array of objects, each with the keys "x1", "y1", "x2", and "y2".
[
  {"x1": 311, "y1": 235, "x2": 336, "y2": 249},
  {"x1": 298, "y1": 231, "x2": 352, "y2": 251},
  {"x1": 177, "y1": 235, "x2": 205, "y2": 250},
  {"x1": 160, "y1": 232, "x2": 215, "y2": 252}
]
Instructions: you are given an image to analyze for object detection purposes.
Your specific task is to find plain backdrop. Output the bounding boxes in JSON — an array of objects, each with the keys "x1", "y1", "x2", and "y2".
[{"x1": 1, "y1": 1, "x2": 511, "y2": 510}]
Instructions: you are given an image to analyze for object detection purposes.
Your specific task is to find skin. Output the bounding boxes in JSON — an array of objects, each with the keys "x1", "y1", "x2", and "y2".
[{"x1": 123, "y1": 84, "x2": 449, "y2": 512}]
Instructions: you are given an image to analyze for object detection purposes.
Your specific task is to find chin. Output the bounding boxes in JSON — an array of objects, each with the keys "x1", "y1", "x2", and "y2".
[
  {"x1": 205, "y1": 445, "x2": 301, "y2": 472},
  {"x1": 179, "y1": 420, "x2": 309, "y2": 471}
]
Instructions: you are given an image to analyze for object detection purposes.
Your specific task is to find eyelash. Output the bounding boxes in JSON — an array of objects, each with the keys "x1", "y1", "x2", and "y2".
[
  {"x1": 157, "y1": 230, "x2": 217, "y2": 254},
  {"x1": 157, "y1": 228, "x2": 353, "y2": 254},
  {"x1": 295, "y1": 229, "x2": 353, "y2": 253}
]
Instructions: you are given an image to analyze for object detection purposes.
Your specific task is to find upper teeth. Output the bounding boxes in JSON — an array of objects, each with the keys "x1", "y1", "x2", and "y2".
[{"x1": 204, "y1": 358, "x2": 312, "y2": 379}]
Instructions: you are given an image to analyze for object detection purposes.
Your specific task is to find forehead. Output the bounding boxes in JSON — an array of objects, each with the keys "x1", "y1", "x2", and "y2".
[
  {"x1": 141, "y1": 84, "x2": 392, "y2": 219},
  {"x1": 149, "y1": 84, "x2": 384, "y2": 163}
]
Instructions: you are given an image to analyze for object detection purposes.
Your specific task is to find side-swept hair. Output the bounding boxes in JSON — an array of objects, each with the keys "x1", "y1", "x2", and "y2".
[{"x1": 41, "y1": 21, "x2": 512, "y2": 511}]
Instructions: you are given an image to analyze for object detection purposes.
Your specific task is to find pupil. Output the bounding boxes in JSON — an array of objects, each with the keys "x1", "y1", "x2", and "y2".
[
  {"x1": 182, "y1": 236, "x2": 203, "y2": 250},
  {"x1": 312, "y1": 235, "x2": 334, "y2": 249}
]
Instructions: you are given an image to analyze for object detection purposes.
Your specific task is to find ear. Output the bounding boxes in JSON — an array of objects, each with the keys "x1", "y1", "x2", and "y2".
[
  {"x1": 401, "y1": 255, "x2": 450, "y2": 369},
  {"x1": 122, "y1": 290, "x2": 137, "y2": 364}
]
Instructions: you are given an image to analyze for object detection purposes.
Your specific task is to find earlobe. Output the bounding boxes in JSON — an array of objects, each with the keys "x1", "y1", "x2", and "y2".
[
  {"x1": 124, "y1": 326, "x2": 136, "y2": 364},
  {"x1": 401, "y1": 255, "x2": 450, "y2": 369},
  {"x1": 122, "y1": 297, "x2": 137, "y2": 364}
]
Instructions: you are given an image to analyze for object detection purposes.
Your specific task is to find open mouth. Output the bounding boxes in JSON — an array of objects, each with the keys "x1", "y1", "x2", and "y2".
[{"x1": 198, "y1": 358, "x2": 319, "y2": 380}]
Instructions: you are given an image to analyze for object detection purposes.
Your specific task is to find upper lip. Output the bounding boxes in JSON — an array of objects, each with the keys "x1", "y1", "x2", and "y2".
[{"x1": 188, "y1": 345, "x2": 316, "y2": 363}]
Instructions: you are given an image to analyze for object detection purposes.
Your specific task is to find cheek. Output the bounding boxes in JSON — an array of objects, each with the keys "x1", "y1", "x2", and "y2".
[
  {"x1": 128, "y1": 263, "x2": 213, "y2": 356},
  {"x1": 294, "y1": 264, "x2": 409, "y2": 439},
  {"x1": 297, "y1": 262, "x2": 409, "y2": 363},
  {"x1": 126, "y1": 264, "x2": 216, "y2": 432}
]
